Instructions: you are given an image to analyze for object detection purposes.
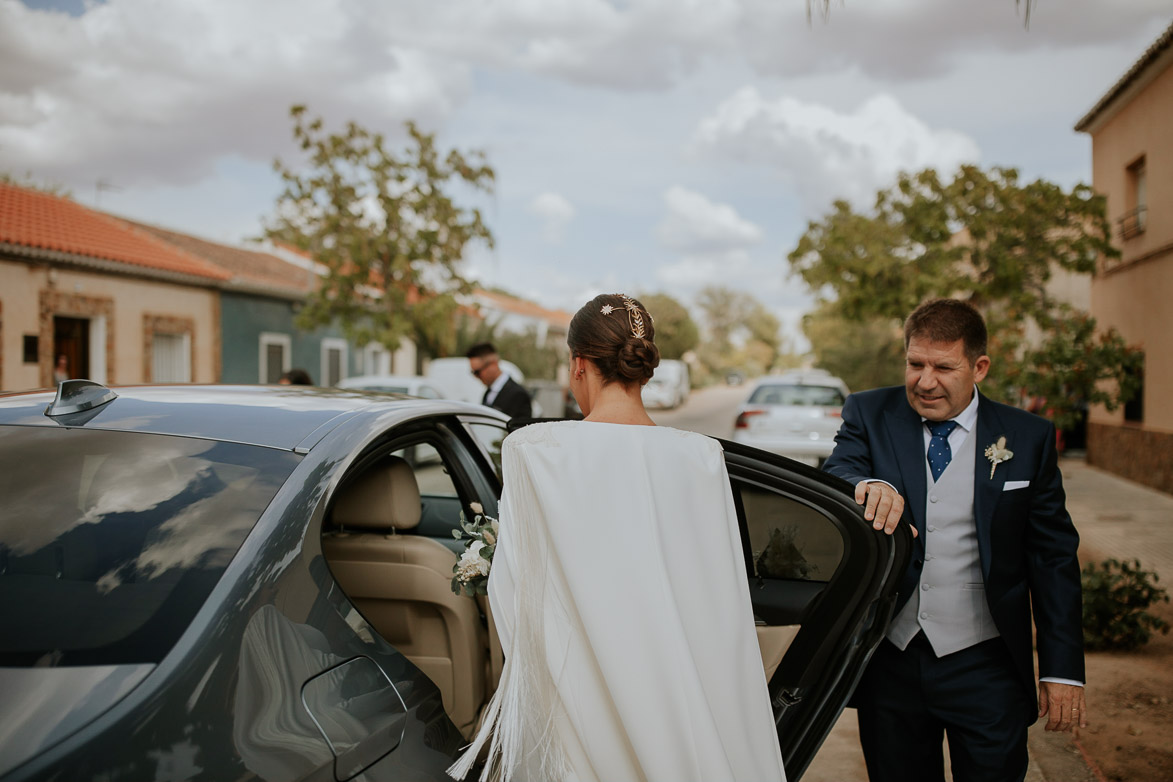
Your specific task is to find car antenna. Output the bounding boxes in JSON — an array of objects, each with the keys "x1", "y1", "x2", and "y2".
[{"x1": 45, "y1": 379, "x2": 118, "y2": 419}]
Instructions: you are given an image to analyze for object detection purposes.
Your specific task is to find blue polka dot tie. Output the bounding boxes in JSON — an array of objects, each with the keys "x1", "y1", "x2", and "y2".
[{"x1": 927, "y1": 420, "x2": 958, "y2": 482}]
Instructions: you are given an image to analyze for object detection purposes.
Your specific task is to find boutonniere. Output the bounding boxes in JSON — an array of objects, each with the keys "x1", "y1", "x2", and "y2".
[{"x1": 984, "y1": 436, "x2": 1014, "y2": 479}]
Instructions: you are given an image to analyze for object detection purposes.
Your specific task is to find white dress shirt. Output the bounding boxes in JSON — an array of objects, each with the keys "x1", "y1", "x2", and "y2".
[{"x1": 484, "y1": 371, "x2": 509, "y2": 407}]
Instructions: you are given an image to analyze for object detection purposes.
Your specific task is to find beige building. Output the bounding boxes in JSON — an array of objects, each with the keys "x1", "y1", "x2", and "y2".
[
  {"x1": 1076, "y1": 22, "x2": 1173, "y2": 494},
  {"x1": 0, "y1": 183, "x2": 229, "y2": 392}
]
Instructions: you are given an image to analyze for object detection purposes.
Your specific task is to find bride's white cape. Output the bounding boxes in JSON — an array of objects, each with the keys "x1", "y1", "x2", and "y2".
[{"x1": 450, "y1": 421, "x2": 785, "y2": 782}]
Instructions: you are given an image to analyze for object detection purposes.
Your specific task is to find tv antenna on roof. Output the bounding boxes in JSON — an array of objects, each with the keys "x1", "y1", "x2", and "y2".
[{"x1": 94, "y1": 178, "x2": 121, "y2": 208}]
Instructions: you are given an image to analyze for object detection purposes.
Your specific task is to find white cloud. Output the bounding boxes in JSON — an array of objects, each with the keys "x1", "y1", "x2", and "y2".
[
  {"x1": 366, "y1": 0, "x2": 744, "y2": 90},
  {"x1": 653, "y1": 248, "x2": 815, "y2": 352},
  {"x1": 0, "y1": 0, "x2": 471, "y2": 189},
  {"x1": 692, "y1": 87, "x2": 980, "y2": 213},
  {"x1": 528, "y1": 191, "x2": 576, "y2": 243},
  {"x1": 656, "y1": 249, "x2": 752, "y2": 290},
  {"x1": 1, "y1": 0, "x2": 1162, "y2": 197},
  {"x1": 656, "y1": 186, "x2": 763, "y2": 253},
  {"x1": 737, "y1": 0, "x2": 1172, "y2": 81}
]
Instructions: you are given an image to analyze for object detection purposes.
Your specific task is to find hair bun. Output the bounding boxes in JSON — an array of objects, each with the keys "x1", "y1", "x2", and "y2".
[
  {"x1": 617, "y1": 337, "x2": 660, "y2": 383},
  {"x1": 567, "y1": 294, "x2": 660, "y2": 387}
]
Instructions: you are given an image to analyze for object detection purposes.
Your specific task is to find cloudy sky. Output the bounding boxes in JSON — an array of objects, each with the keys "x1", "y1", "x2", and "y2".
[{"x1": 2, "y1": 0, "x2": 1168, "y2": 346}]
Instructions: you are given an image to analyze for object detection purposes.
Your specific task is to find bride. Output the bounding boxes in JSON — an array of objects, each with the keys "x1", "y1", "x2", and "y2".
[{"x1": 450, "y1": 294, "x2": 786, "y2": 782}]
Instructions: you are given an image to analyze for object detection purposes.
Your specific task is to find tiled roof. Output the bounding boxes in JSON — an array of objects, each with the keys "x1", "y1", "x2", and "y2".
[
  {"x1": 0, "y1": 183, "x2": 231, "y2": 282},
  {"x1": 476, "y1": 288, "x2": 573, "y2": 329},
  {"x1": 131, "y1": 222, "x2": 317, "y2": 297},
  {"x1": 1075, "y1": 21, "x2": 1173, "y2": 132}
]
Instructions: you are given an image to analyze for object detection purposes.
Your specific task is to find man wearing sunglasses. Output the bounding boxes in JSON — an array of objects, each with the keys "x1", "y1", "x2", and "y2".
[{"x1": 466, "y1": 342, "x2": 532, "y2": 421}]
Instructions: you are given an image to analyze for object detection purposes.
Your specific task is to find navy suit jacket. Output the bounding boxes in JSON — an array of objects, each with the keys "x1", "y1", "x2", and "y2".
[{"x1": 824, "y1": 386, "x2": 1084, "y2": 698}]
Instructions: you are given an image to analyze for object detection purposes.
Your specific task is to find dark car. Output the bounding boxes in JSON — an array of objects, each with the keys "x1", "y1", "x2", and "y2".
[{"x1": 0, "y1": 381, "x2": 909, "y2": 782}]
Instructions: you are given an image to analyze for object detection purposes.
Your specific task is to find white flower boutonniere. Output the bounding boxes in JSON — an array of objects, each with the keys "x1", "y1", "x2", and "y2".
[{"x1": 984, "y1": 436, "x2": 1014, "y2": 479}]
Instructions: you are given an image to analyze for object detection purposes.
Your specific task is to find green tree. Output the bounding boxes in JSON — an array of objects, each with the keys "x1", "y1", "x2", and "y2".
[
  {"x1": 266, "y1": 105, "x2": 494, "y2": 357},
  {"x1": 802, "y1": 302, "x2": 904, "y2": 392},
  {"x1": 695, "y1": 285, "x2": 785, "y2": 378},
  {"x1": 447, "y1": 301, "x2": 565, "y2": 382},
  {"x1": 745, "y1": 305, "x2": 784, "y2": 368},
  {"x1": 1, "y1": 171, "x2": 71, "y2": 197},
  {"x1": 638, "y1": 292, "x2": 699, "y2": 360},
  {"x1": 492, "y1": 330, "x2": 563, "y2": 382},
  {"x1": 789, "y1": 165, "x2": 1142, "y2": 428},
  {"x1": 696, "y1": 286, "x2": 753, "y2": 350}
]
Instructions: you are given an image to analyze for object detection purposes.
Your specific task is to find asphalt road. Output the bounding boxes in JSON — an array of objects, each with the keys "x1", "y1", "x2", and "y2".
[{"x1": 648, "y1": 383, "x2": 748, "y2": 438}]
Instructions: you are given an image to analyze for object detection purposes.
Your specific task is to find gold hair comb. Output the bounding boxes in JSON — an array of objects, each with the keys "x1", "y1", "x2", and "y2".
[{"x1": 601, "y1": 294, "x2": 646, "y2": 338}]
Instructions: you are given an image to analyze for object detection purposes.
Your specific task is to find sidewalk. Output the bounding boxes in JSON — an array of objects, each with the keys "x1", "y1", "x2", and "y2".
[
  {"x1": 804, "y1": 455, "x2": 1173, "y2": 781},
  {"x1": 1061, "y1": 454, "x2": 1173, "y2": 579}
]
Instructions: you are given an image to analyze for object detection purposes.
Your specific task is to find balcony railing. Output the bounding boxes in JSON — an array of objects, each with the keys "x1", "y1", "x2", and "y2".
[{"x1": 1117, "y1": 205, "x2": 1147, "y2": 240}]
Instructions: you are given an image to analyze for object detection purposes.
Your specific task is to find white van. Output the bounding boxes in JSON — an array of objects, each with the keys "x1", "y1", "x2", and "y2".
[
  {"x1": 641, "y1": 359, "x2": 690, "y2": 409},
  {"x1": 425, "y1": 357, "x2": 541, "y2": 415}
]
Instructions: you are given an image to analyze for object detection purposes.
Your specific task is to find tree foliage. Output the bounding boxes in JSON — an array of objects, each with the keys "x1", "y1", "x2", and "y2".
[
  {"x1": 1, "y1": 171, "x2": 71, "y2": 197},
  {"x1": 803, "y1": 302, "x2": 904, "y2": 393},
  {"x1": 638, "y1": 292, "x2": 699, "y2": 360},
  {"x1": 695, "y1": 285, "x2": 787, "y2": 378},
  {"x1": 491, "y1": 329, "x2": 563, "y2": 381},
  {"x1": 1082, "y1": 558, "x2": 1170, "y2": 652},
  {"x1": 266, "y1": 105, "x2": 494, "y2": 356},
  {"x1": 789, "y1": 165, "x2": 1142, "y2": 430},
  {"x1": 450, "y1": 310, "x2": 563, "y2": 382}
]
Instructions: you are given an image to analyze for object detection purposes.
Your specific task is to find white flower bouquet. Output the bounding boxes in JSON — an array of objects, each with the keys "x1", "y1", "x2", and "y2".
[{"x1": 450, "y1": 502, "x2": 499, "y2": 596}]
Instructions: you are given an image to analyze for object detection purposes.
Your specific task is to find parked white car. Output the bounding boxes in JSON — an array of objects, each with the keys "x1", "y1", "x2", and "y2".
[
  {"x1": 729, "y1": 370, "x2": 849, "y2": 467},
  {"x1": 337, "y1": 375, "x2": 446, "y2": 399},
  {"x1": 641, "y1": 359, "x2": 690, "y2": 409}
]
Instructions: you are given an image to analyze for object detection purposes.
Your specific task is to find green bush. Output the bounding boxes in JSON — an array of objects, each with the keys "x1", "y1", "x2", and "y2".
[{"x1": 1081, "y1": 558, "x2": 1170, "y2": 652}]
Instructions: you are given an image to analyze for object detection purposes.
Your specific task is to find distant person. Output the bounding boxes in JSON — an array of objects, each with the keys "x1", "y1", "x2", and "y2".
[
  {"x1": 465, "y1": 342, "x2": 531, "y2": 420},
  {"x1": 53, "y1": 355, "x2": 69, "y2": 386},
  {"x1": 278, "y1": 368, "x2": 312, "y2": 386}
]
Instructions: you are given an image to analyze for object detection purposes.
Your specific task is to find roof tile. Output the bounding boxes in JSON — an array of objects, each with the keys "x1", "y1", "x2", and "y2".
[
  {"x1": 0, "y1": 183, "x2": 230, "y2": 281},
  {"x1": 130, "y1": 222, "x2": 317, "y2": 295}
]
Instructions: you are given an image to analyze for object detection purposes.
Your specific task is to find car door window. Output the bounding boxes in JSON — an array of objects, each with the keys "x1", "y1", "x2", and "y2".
[
  {"x1": 395, "y1": 442, "x2": 454, "y2": 497},
  {"x1": 742, "y1": 483, "x2": 844, "y2": 583},
  {"x1": 464, "y1": 420, "x2": 507, "y2": 484},
  {"x1": 734, "y1": 478, "x2": 847, "y2": 661},
  {"x1": 0, "y1": 428, "x2": 300, "y2": 667},
  {"x1": 722, "y1": 440, "x2": 910, "y2": 781},
  {"x1": 386, "y1": 441, "x2": 465, "y2": 550}
]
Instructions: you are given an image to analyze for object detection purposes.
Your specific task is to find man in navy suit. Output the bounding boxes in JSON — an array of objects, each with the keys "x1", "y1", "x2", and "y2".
[
  {"x1": 466, "y1": 342, "x2": 532, "y2": 421},
  {"x1": 824, "y1": 299, "x2": 1086, "y2": 782}
]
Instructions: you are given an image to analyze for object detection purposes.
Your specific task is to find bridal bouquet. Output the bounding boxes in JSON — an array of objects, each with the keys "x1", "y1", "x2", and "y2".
[{"x1": 451, "y1": 502, "x2": 499, "y2": 596}]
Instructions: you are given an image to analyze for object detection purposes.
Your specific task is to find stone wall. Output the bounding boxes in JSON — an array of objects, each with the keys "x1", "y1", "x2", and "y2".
[{"x1": 1088, "y1": 422, "x2": 1173, "y2": 495}]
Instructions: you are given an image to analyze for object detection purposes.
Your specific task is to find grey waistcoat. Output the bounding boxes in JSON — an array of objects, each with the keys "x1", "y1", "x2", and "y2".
[{"x1": 887, "y1": 426, "x2": 1000, "y2": 656}]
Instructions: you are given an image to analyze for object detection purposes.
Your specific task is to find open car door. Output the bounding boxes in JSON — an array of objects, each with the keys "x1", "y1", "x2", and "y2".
[{"x1": 721, "y1": 439, "x2": 912, "y2": 781}]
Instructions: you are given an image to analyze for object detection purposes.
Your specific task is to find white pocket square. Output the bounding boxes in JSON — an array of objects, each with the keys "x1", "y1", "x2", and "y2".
[{"x1": 1003, "y1": 480, "x2": 1030, "y2": 491}]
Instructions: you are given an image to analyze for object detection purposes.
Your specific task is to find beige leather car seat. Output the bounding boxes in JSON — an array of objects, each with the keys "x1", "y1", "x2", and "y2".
[{"x1": 322, "y1": 456, "x2": 487, "y2": 737}]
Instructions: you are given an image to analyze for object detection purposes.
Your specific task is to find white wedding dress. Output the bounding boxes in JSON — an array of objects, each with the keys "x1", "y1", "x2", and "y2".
[{"x1": 450, "y1": 421, "x2": 786, "y2": 782}]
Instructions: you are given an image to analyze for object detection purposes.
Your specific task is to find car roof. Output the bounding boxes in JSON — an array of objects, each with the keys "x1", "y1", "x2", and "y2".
[
  {"x1": 748, "y1": 371, "x2": 849, "y2": 393},
  {"x1": 0, "y1": 384, "x2": 493, "y2": 451},
  {"x1": 337, "y1": 375, "x2": 432, "y2": 388}
]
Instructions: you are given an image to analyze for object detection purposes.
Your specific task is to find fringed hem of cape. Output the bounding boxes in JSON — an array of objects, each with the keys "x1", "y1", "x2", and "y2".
[{"x1": 448, "y1": 437, "x2": 570, "y2": 782}]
